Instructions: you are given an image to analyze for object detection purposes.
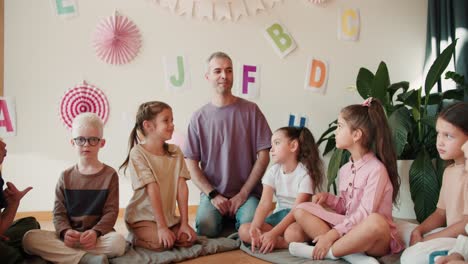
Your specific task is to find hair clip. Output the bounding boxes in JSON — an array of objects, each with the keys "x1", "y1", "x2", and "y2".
[{"x1": 362, "y1": 97, "x2": 373, "y2": 107}]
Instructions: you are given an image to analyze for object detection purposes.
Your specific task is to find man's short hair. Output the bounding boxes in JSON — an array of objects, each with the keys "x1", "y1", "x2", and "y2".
[
  {"x1": 72, "y1": 112, "x2": 104, "y2": 137},
  {"x1": 207, "y1": 51, "x2": 232, "y2": 64}
]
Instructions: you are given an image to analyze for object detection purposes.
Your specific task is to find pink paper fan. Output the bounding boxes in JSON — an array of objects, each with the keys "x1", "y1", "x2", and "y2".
[
  {"x1": 93, "y1": 13, "x2": 142, "y2": 65},
  {"x1": 60, "y1": 82, "x2": 110, "y2": 129}
]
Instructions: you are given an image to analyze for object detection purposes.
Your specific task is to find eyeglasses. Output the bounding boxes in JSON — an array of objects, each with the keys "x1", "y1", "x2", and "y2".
[{"x1": 73, "y1": 137, "x2": 101, "y2": 146}]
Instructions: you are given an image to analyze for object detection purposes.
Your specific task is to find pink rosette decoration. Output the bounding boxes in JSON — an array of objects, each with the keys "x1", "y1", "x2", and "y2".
[
  {"x1": 93, "y1": 12, "x2": 142, "y2": 65},
  {"x1": 59, "y1": 81, "x2": 110, "y2": 129}
]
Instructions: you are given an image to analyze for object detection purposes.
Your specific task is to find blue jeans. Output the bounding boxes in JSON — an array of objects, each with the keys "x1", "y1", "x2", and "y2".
[{"x1": 195, "y1": 193, "x2": 259, "y2": 238}]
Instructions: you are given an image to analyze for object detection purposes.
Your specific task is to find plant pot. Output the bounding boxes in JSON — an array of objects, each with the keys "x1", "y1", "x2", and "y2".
[{"x1": 392, "y1": 160, "x2": 417, "y2": 220}]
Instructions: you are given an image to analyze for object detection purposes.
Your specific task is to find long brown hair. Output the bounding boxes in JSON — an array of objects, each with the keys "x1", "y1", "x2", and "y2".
[
  {"x1": 340, "y1": 98, "x2": 400, "y2": 203},
  {"x1": 119, "y1": 101, "x2": 174, "y2": 174},
  {"x1": 276, "y1": 126, "x2": 324, "y2": 192}
]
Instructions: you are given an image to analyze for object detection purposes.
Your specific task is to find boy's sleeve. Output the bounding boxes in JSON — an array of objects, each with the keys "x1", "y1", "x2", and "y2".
[
  {"x1": 92, "y1": 171, "x2": 119, "y2": 236},
  {"x1": 53, "y1": 173, "x2": 72, "y2": 238}
]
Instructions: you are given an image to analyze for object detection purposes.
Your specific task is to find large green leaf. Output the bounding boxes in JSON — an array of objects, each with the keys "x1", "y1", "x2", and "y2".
[
  {"x1": 398, "y1": 89, "x2": 419, "y2": 109},
  {"x1": 317, "y1": 122, "x2": 338, "y2": 145},
  {"x1": 442, "y1": 88, "x2": 464, "y2": 100},
  {"x1": 409, "y1": 148, "x2": 439, "y2": 222},
  {"x1": 425, "y1": 39, "x2": 457, "y2": 95},
  {"x1": 445, "y1": 71, "x2": 465, "y2": 85},
  {"x1": 327, "y1": 149, "x2": 344, "y2": 192},
  {"x1": 372, "y1": 62, "x2": 391, "y2": 105},
  {"x1": 420, "y1": 115, "x2": 436, "y2": 129},
  {"x1": 388, "y1": 81, "x2": 410, "y2": 101},
  {"x1": 423, "y1": 93, "x2": 443, "y2": 105},
  {"x1": 323, "y1": 138, "x2": 336, "y2": 156},
  {"x1": 356, "y1": 68, "x2": 374, "y2": 99},
  {"x1": 388, "y1": 107, "x2": 412, "y2": 157}
]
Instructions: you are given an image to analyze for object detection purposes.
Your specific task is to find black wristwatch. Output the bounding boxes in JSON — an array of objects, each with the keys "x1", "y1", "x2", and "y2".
[{"x1": 208, "y1": 189, "x2": 219, "y2": 200}]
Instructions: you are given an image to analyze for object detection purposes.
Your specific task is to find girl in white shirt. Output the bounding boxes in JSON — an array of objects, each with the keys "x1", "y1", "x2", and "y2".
[{"x1": 238, "y1": 126, "x2": 324, "y2": 254}]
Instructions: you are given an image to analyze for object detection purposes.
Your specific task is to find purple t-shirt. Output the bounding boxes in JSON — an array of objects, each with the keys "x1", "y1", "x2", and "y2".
[{"x1": 184, "y1": 98, "x2": 272, "y2": 198}]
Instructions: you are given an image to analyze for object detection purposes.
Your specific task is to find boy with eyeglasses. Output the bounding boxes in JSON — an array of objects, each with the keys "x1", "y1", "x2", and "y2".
[{"x1": 23, "y1": 113, "x2": 126, "y2": 264}]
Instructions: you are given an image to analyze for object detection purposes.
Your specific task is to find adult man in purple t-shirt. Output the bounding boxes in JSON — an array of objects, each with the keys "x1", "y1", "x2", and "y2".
[{"x1": 184, "y1": 52, "x2": 272, "y2": 237}]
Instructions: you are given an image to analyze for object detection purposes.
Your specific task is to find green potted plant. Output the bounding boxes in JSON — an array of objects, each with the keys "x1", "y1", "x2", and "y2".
[{"x1": 318, "y1": 39, "x2": 464, "y2": 223}]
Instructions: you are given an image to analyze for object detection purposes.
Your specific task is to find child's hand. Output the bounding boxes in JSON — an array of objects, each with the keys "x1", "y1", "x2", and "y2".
[
  {"x1": 435, "y1": 253, "x2": 464, "y2": 264},
  {"x1": 64, "y1": 229, "x2": 81, "y2": 248},
  {"x1": 259, "y1": 231, "x2": 277, "y2": 254},
  {"x1": 177, "y1": 223, "x2": 197, "y2": 243},
  {"x1": 312, "y1": 234, "x2": 334, "y2": 260},
  {"x1": 249, "y1": 226, "x2": 262, "y2": 253},
  {"x1": 3, "y1": 182, "x2": 32, "y2": 205},
  {"x1": 158, "y1": 227, "x2": 176, "y2": 249},
  {"x1": 80, "y1": 229, "x2": 98, "y2": 250},
  {"x1": 312, "y1": 192, "x2": 328, "y2": 205},
  {"x1": 409, "y1": 229, "x2": 423, "y2": 246}
]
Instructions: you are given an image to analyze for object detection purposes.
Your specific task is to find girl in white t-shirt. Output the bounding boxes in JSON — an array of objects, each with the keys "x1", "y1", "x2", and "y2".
[{"x1": 238, "y1": 126, "x2": 324, "y2": 254}]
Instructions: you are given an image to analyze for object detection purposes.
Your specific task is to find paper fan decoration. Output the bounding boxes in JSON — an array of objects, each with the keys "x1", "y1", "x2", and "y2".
[
  {"x1": 93, "y1": 12, "x2": 142, "y2": 65},
  {"x1": 151, "y1": 0, "x2": 283, "y2": 21},
  {"x1": 59, "y1": 81, "x2": 110, "y2": 129}
]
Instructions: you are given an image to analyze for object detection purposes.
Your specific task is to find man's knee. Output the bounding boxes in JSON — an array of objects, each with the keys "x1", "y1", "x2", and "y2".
[
  {"x1": 196, "y1": 214, "x2": 222, "y2": 238},
  {"x1": 235, "y1": 197, "x2": 258, "y2": 227},
  {"x1": 196, "y1": 221, "x2": 222, "y2": 238}
]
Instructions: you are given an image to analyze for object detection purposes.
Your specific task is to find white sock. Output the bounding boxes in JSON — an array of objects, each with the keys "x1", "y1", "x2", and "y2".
[
  {"x1": 341, "y1": 253, "x2": 379, "y2": 264},
  {"x1": 288, "y1": 242, "x2": 338, "y2": 260}
]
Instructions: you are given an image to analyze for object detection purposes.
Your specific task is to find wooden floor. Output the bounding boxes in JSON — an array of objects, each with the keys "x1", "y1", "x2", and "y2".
[{"x1": 29, "y1": 213, "x2": 269, "y2": 264}]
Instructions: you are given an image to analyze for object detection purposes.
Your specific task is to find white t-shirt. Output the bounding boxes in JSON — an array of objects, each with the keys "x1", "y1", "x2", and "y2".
[{"x1": 262, "y1": 162, "x2": 314, "y2": 213}]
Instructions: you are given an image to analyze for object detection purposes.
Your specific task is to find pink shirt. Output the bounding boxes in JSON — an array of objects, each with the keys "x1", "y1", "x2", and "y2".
[{"x1": 326, "y1": 152, "x2": 397, "y2": 236}]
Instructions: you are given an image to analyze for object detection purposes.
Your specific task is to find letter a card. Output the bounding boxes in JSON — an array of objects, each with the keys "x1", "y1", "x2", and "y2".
[{"x1": 0, "y1": 97, "x2": 17, "y2": 137}]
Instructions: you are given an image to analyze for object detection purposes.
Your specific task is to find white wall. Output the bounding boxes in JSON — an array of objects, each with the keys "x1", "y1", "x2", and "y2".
[{"x1": 3, "y1": 0, "x2": 427, "y2": 212}]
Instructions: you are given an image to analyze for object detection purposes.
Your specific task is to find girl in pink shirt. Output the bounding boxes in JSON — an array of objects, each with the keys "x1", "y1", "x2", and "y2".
[{"x1": 289, "y1": 98, "x2": 404, "y2": 263}]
